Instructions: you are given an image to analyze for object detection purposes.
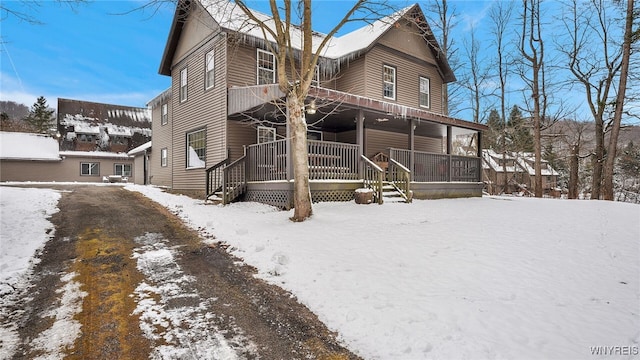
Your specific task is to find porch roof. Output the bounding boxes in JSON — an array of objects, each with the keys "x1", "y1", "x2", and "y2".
[{"x1": 227, "y1": 85, "x2": 487, "y2": 134}]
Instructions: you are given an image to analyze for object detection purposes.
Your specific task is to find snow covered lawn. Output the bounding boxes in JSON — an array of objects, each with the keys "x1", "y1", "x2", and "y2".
[
  {"x1": 129, "y1": 185, "x2": 640, "y2": 359},
  {"x1": 1, "y1": 184, "x2": 638, "y2": 359}
]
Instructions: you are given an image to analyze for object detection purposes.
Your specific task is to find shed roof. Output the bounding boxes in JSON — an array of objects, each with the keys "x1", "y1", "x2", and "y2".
[{"x1": 0, "y1": 131, "x2": 60, "y2": 161}]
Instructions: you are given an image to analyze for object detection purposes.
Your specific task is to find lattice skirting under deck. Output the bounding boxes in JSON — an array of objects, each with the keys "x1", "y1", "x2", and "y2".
[{"x1": 245, "y1": 189, "x2": 356, "y2": 209}]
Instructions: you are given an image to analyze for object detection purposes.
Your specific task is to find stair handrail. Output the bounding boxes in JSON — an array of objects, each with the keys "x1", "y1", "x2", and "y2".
[
  {"x1": 205, "y1": 157, "x2": 229, "y2": 199},
  {"x1": 361, "y1": 155, "x2": 384, "y2": 204},
  {"x1": 222, "y1": 155, "x2": 247, "y2": 204},
  {"x1": 388, "y1": 158, "x2": 412, "y2": 203}
]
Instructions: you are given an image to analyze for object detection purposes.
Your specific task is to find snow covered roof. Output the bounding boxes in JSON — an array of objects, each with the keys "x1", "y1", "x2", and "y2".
[
  {"x1": 128, "y1": 141, "x2": 152, "y2": 156},
  {"x1": 482, "y1": 149, "x2": 559, "y2": 176},
  {"x1": 160, "y1": 1, "x2": 454, "y2": 81},
  {"x1": 0, "y1": 132, "x2": 60, "y2": 161},
  {"x1": 59, "y1": 151, "x2": 133, "y2": 159}
]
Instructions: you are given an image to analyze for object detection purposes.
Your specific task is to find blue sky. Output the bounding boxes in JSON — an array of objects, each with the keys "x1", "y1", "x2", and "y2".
[{"x1": 0, "y1": 0, "x2": 490, "y2": 111}]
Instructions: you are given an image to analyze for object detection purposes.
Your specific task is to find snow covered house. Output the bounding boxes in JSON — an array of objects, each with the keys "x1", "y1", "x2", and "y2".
[
  {"x1": 148, "y1": 0, "x2": 487, "y2": 208},
  {"x1": 0, "y1": 131, "x2": 138, "y2": 183},
  {"x1": 482, "y1": 150, "x2": 559, "y2": 196},
  {"x1": 57, "y1": 98, "x2": 152, "y2": 154}
]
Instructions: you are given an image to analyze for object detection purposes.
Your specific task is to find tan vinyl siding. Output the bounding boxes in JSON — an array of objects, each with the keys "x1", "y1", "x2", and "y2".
[
  {"x1": 336, "y1": 130, "x2": 356, "y2": 144},
  {"x1": 227, "y1": 43, "x2": 257, "y2": 86},
  {"x1": 378, "y1": 21, "x2": 436, "y2": 63},
  {"x1": 171, "y1": 34, "x2": 227, "y2": 190},
  {"x1": 226, "y1": 120, "x2": 257, "y2": 160},
  {"x1": 334, "y1": 56, "x2": 366, "y2": 95},
  {"x1": 364, "y1": 46, "x2": 443, "y2": 113},
  {"x1": 0, "y1": 157, "x2": 134, "y2": 183},
  {"x1": 150, "y1": 96, "x2": 172, "y2": 188}
]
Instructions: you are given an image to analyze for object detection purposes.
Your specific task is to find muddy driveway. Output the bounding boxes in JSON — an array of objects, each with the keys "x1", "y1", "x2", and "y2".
[{"x1": 2, "y1": 185, "x2": 359, "y2": 359}]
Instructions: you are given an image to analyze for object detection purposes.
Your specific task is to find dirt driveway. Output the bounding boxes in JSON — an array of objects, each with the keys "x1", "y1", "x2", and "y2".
[{"x1": 2, "y1": 185, "x2": 359, "y2": 359}]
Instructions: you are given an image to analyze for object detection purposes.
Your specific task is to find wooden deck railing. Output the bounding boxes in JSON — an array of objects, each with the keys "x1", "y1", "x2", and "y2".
[
  {"x1": 388, "y1": 158, "x2": 412, "y2": 202},
  {"x1": 205, "y1": 157, "x2": 229, "y2": 199},
  {"x1": 361, "y1": 155, "x2": 384, "y2": 204},
  {"x1": 222, "y1": 155, "x2": 246, "y2": 204},
  {"x1": 246, "y1": 139, "x2": 359, "y2": 181},
  {"x1": 389, "y1": 148, "x2": 481, "y2": 182}
]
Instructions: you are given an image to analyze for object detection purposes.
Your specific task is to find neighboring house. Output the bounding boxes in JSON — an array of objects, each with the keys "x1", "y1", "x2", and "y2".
[
  {"x1": 0, "y1": 131, "x2": 137, "y2": 183},
  {"x1": 57, "y1": 98, "x2": 152, "y2": 153},
  {"x1": 150, "y1": 0, "x2": 487, "y2": 208},
  {"x1": 482, "y1": 150, "x2": 559, "y2": 196}
]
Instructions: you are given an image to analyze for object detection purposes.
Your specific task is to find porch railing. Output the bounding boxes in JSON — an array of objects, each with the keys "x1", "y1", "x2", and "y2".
[
  {"x1": 205, "y1": 157, "x2": 229, "y2": 199},
  {"x1": 389, "y1": 148, "x2": 481, "y2": 182},
  {"x1": 388, "y1": 158, "x2": 412, "y2": 202},
  {"x1": 361, "y1": 155, "x2": 384, "y2": 204},
  {"x1": 222, "y1": 155, "x2": 246, "y2": 204},
  {"x1": 246, "y1": 139, "x2": 360, "y2": 181}
]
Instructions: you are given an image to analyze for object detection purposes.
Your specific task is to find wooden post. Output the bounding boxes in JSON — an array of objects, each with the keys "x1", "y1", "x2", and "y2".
[
  {"x1": 286, "y1": 106, "x2": 293, "y2": 180},
  {"x1": 356, "y1": 109, "x2": 364, "y2": 177},
  {"x1": 447, "y1": 126, "x2": 452, "y2": 182},
  {"x1": 409, "y1": 119, "x2": 415, "y2": 180}
]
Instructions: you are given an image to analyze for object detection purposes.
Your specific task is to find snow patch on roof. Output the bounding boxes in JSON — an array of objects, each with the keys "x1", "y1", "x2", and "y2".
[
  {"x1": 59, "y1": 151, "x2": 132, "y2": 159},
  {"x1": 60, "y1": 114, "x2": 152, "y2": 138},
  {"x1": 0, "y1": 132, "x2": 60, "y2": 161},
  {"x1": 128, "y1": 141, "x2": 152, "y2": 156}
]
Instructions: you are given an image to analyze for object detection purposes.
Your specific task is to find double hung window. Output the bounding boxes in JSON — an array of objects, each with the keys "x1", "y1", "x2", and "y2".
[
  {"x1": 205, "y1": 49, "x2": 215, "y2": 90},
  {"x1": 419, "y1": 76, "x2": 430, "y2": 108},
  {"x1": 257, "y1": 49, "x2": 276, "y2": 85},
  {"x1": 81, "y1": 162, "x2": 99, "y2": 176},
  {"x1": 186, "y1": 129, "x2": 206, "y2": 168},
  {"x1": 180, "y1": 67, "x2": 188, "y2": 102},
  {"x1": 383, "y1": 65, "x2": 396, "y2": 100}
]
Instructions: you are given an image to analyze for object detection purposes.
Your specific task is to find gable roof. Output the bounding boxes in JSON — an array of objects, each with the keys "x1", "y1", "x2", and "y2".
[{"x1": 159, "y1": 0, "x2": 454, "y2": 82}]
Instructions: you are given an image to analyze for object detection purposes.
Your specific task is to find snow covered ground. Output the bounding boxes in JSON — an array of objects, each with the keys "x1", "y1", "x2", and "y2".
[{"x1": 1, "y1": 183, "x2": 639, "y2": 359}]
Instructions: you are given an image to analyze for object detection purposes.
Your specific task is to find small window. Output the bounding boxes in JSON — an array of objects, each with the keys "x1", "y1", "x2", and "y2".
[
  {"x1": 307, "y1": 130, "x2": 322, "y2": 140},
  {"x1": 419, "y1": 76, "x2": 430, "y2": 108},
  {"x1": 115, "y1": 163, "x2": 132, "y2": 177},
  {"x1": 161, "y1": 103, "x2": 168, "y2": 125},
  {"x1": 257, "y1": 49, "x2": 276, "y2": 85},
  {"x1": 180, "y1": 67, "x2": 188, "y2": 102},
  {"x1": 257, "y1": 126, "x2": 275, "y2": 143},
  {"x1": 205, "y1": 49, "x2": 215, "y2": 90},
  {"x1": 81, "y1": 162, "x2": 99, "y2": 176},
  {"x1": 186, "y1": 129, "x2": 206, "y2": 168},
  {"x1": 161, "y1": 148, "x2": 168, "y2": 167},
  {"x1": 383, "y1": 65, "x2": 396, "y2": 100}
]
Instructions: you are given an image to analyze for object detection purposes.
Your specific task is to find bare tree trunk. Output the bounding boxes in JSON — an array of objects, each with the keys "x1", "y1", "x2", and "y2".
[
  {"x1": 569, "y1": 145, "x2": 579, "y2": 199},
  {"x1": 591, "y1": 121, "x2": 604, "y2": 199},
  {"x1": 603, "y1": 0, "x2": 634, "y2": 200},
  {"x1": 287, "y1": 95, "x2": 313, "y2": 221}
]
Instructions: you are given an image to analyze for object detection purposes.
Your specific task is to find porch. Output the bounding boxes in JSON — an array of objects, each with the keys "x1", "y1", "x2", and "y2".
[{"x1": 206, "y1": 139, "x2": 482, "y2": 209}]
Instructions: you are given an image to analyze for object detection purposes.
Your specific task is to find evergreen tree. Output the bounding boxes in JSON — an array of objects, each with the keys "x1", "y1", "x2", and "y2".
[
  {"x1": 619, "y1": 141, "x2": 640, "y2": 179},
  {"x1": 507, "y1": 105, "x2": 534, "y2": 152},
  {"x1": 23, "y1": 96, "x2": 55, "y2": 133},
  {"x1": 485, "y1": 108, "x2": 504, "y2": 151}
]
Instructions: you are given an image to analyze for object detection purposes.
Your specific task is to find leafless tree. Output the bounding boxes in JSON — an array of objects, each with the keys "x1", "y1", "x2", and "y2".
[
  {"x1": 603, "y1": 0, "x2": 637, "y2": 200},
  {"x1": 229, "y1": 0, "x2": 393, "y2": 221},
  {"x1": 460, "y1": 24, "x2": 491, "y2": 124},
  {"x1": 423, "y1": 0, "x2": 462, "y2": 116},
  {"x1": 518, "y1": 0, "x2": 545, "y2": 197},
  {"x1": 0, "y1": 0, "x2": 88, "y2": 24},
  {"x1": 559, "y1": 0, "x2": 626, "y2": 199}
]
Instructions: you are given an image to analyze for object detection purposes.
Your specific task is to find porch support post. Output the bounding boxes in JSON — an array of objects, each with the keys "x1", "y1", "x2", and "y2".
[
  {"x1": 476, "y1": 130, "x2": 483, "y2": 182},
  {"x1": 408, "y1": 119, "x2": 415, "y2": 178},
  {"x1": 356, "y1": 109, "x2": 364, "y2": 176},
  {"x1": 286, "y1": 106, "x2": 293, "y2": 180},
  {"x1": 446, "y1": 126, "x2": 452, "y2": 182}
]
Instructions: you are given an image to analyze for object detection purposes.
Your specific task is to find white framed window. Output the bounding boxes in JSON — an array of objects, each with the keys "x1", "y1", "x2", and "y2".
[
  {"x1": 419, "y1": 76, "x2": 430, "y2": 108},
  {"x1": 205, "y1": 49, "x2": 215, "y2": 90},
  {"x1": 81, "y1": 162, "x2": 99, "y2": 176},
  {"x1": 180, "y1": 67, "x2": 188, "y2": 102},
  {"x1": 161, "y1": 148, "x2": 168, "y2": 167},
  {"x1": 115, "y1": 163, "x2": 132, "y2": 177},
  {"x1": 161, "y1": 103, "x2": 168, "y2": 125},
  {"x1": 257, "y1": 126, "x2": 276, "y2": 143},
  {"x1": 383, "y1": 65, "x2": 396, "y2": 100},
  {"x1": 186, "y1": 129, "x2": 206, "y2": 168},
  {"x1": 311, "y1": 65, "x2": 320, "y2": 87},
  {"x1": 257, "y1": 49, "x2": 276, "y2": 85}
]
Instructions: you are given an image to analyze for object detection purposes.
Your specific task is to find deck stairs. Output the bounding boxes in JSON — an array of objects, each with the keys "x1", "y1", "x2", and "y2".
[{"x1": 376, "y1": 180, "x2": 412, "y2": 203}]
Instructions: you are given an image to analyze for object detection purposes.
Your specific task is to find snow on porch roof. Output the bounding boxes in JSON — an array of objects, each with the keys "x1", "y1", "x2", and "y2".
[{"x1": 0, "y1": 132, "x2": 61, "y2": 161}]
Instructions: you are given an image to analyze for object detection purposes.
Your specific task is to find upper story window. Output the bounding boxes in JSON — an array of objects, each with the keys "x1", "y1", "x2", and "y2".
[
  {"x1": 186, "y1": 128, "x2": 206, "y2": 168},
  {"x1": 180, "y1": 67, "x2": 188, "y2": 103},
  {"x1": 383, "y1": 65, "x2": 396, "y2": 100},
  {"x1": 205, "y1": 49, "x2": 215, "y2": 90},
  {"x1": 257, "y1": 126, "x2": 276, "y2": 143},
  {"x1": 419, "y1": 76, "x2": 430, "y2": 108},
  {"x1": 161, "y1": 103, "x2": 168, "y2": 125},
  {"x1": 257, "y1": 49, "x2": 276, "y2": 85}
]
